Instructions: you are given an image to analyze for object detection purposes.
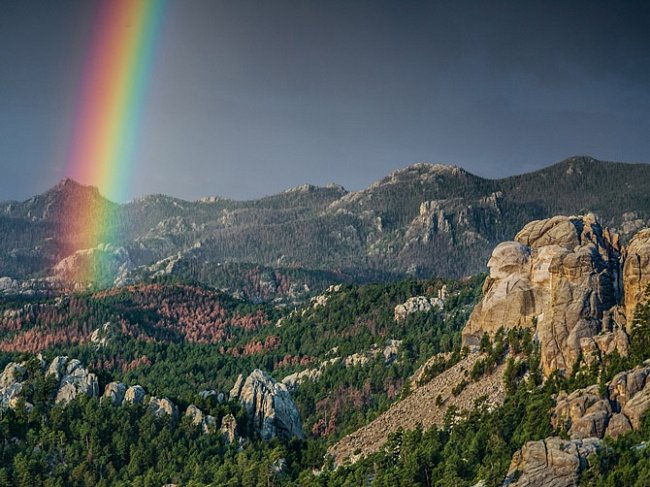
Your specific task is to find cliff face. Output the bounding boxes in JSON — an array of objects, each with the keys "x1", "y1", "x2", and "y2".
[
  {"x1": 624, "y1": 228, "x2": 650, "y2": 321},
  {"x1": 230, "y1": 369, "x2": 304, "y2": 441},
  {"x1": 462, "y1": 215, "x2": 648, "y2": 377}
]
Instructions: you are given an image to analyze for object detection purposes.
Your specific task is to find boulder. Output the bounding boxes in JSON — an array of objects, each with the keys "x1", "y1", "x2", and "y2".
[
  {"x1": 622, "y1": 385, "x2": 650, "y2": 429},
  {"x1": 149, "y1": 397, "x2": 179, "y2": 422},
  {"x1": 604, "y1": 413, "x2": 632, "y2": 438},
  {"x1": 124, "y1": 385, "x2": 146, "y2": 404},
  {"x1": 624, "y1": 228, "x2": 650, "y2": 324},
  {"x1": 463, "y1": 215, "x2": 627, "y2": 377},
  {"x1": 503, "y1": 437, "x2": 600, "y2": 487},
  {"x1": 102, "y1": 382, "x2": 127, "y2": 406},
  {"x1": 230, "y1": 369, "x2": 304, "y2": 441}
]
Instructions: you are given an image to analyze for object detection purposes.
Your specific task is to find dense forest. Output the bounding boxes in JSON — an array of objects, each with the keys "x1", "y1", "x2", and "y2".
[{"x1": 1, "y1": 279, "x2": 650, "y2": 486}]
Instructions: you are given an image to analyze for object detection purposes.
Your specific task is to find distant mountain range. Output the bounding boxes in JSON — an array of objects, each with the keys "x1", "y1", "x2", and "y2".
[{"x1": 1, "y1": 156, "x2": 649, "y2": 298}]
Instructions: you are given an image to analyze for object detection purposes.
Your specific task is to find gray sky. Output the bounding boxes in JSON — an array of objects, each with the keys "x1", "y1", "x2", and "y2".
[{"x1": 1, "y1": 0, "x2": 649, "y2": 202}]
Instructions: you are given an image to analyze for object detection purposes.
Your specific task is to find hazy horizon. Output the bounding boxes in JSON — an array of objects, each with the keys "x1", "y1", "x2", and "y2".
[{"x1": 4, "y1": 154, "x2": 646, "y2": 204}]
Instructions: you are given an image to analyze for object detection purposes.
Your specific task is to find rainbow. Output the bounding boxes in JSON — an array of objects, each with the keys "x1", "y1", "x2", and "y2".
[{"x1": 62, "y1": 0, "x2": 167, "y2": 284}]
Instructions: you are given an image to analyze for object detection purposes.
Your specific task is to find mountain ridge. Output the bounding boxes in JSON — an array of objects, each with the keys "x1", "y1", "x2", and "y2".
[
  {"x1": 6, "y1": 155, "x2": 648, "y2": 207},
  {"x1": 1, "y1": 156, "x2": 650, "y2": 294}
]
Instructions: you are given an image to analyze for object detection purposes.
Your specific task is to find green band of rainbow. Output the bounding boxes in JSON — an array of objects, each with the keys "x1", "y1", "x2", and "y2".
[{"x1": 63, "y1": 0, "x2": 167, "y2": 283}]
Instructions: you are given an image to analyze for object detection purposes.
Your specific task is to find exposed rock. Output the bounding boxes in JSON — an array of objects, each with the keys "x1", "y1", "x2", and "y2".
[
  {"x1": 198, "y1": 389, "x2": 224, "y2": 402},
  {"x1": 271, "y1": 457, "x2": 287, "y2": 473},
  {"x1": 342, "y1": 353, "x2": 370, "y2": 367},
  {"x1": 552, "y1": 386, "x2": 611, "y2": 439},
  {"x1": 46, "y1": 356, "x2": 68, "y2": 381},
  {"x1": 394, "y1": 296, "x2": 443, "y2": 322},
  {"x1": 52, "y1": 244, "x2": 132, "y2": 288},
  {"x1": 0, "y1": 363, "x2": 26, "y2": 411},
  {"x1": 311, "y1": 284, "x2": 342, "y2": 308},
  {"x1": 149, "y1": 397, "x2": 179, "y2": 422},
  {"x1": 124, "y1": 385, "x2": 146, "y2": 404},
  {"x1": 281, "y1": 357, "x2": 340, "y2": 392},
  {"x1": 220, "y1": 413, "x2": 238, "y2": 443},
  {"x1": 604, "y1": 413, "x2": 632, "y2": 438},
  {"x1": 282, "y1": 368, "x2": 322, "y2": 392},
  {"x1": 552, "y1": 364, "x2": 650, "y2": 440},
  {"x1": 102, "y1": 382, "x2": 127, "y2": 406},
  {"x1": 608, "y1": 366, "x2": 650, "y2": 409},
  {"x1": 383, "y1": 339, "x2": 402, "y2": 363},
  {"x1": 89, "y1": 322, "x2": 114, "y2": 348},
  {"x1": 0, "y1": 277, "x2": 19, "y2": 292},
  {"x1": 463, "y1": 215, "x2": 628, "y2": 377},
  {"x1": 230, "y1": 369, "x2": 304, "y2": 441},
  {"x1": 185, "y1": 404, "x2": 217, "y2": 434},
  {"x1": 622, "y1": 384, "x2": 650, "y2": 429},
  {"x1": 229, "y1": 374, "x2": 245, "y2": 401},
  {"x1": 0, "y1": 363, "x2": 25, "y2": 389},
  {"x1": 503, "y1": 437, "x2": 600, "y2": 487},
  {"x1": 624, "y1": 228, "x2": 650, "y2": 324},
  {"x1": 52, "y1": 357, "x2": 99, "y2": 405}
]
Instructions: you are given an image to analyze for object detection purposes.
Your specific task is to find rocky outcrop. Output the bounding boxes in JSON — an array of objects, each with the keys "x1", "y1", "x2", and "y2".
[
  {"x1": 49, "y1": 357, "x2": 99, "y2": 405},
  {"x1": 124, "y1": 385, "x2": 146, "y2": 404},
  {"x1": 624, "y1": 228, "x2": 650, "y2": 323},
  {"x1": 185, "y1": 404, "x2": 217, "y2": 434},
  {"x1": 282, "y1": 368, "x2": 323, "y2": 392},
  {"x1": 89, "y1": 322, "x2": 114, "y2": 349},
  {"x1": 230, "y1": 369, "x2": 304, "y2": 441},
  {"x1": 0, "y1": 363, "x2": 27, "y2": 411},
  {"x1": 503, "y1": 437, "x2": 600, "y2": 487},
  {"x1": 463, "y1": 215, "x2": 631, "y2": 376},
  {"x1": 394, "y1": 296, "x2": 443, "y2": 321},
  {"x1": 102, "y1": 382, "x2": 127, "y2": 405},
  {"x1": 52, "y1": 243, "x2": 132, "y2": 288},
  {"x1": 47, "y1": 356, "x2": 68, "y2": 381},
  {"x1": 552, "y1": 386, "x2": 611, "y2": 439},
  {"x1": 149, "y1": 397, "x2": 179, "y2": 422},
  {"x1": 198, "y1": 389, "x2": 225, "y2": 402},
  {"x1": 552, "y1": 363, "x2": 650, "y2": 439}
]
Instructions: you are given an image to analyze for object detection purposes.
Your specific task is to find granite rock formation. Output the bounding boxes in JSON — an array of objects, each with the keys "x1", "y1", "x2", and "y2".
[
  {"x1": 230, "y1": 369, "x2": 304, "y2": 441},
  {"x1": 552, "y1": 363, "x2": 650, "y2": 439},
  {"x1": 462, "y1": 215, "x2": 634, "y2": 376},
  {"x1": 502, "y1": 437, "x2": 600, "y2": 487}
]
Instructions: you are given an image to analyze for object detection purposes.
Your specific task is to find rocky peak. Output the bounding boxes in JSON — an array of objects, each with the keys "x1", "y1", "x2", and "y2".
[
  {"x1": 462, "y1": 215, "x2": 635, "y2": 376},
  {"x1": 230, "y1": 369, "x2": 304, "y2": 441},
  {"x1": 368, "y1": 162, "x2": 467, "y2": 190}
]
